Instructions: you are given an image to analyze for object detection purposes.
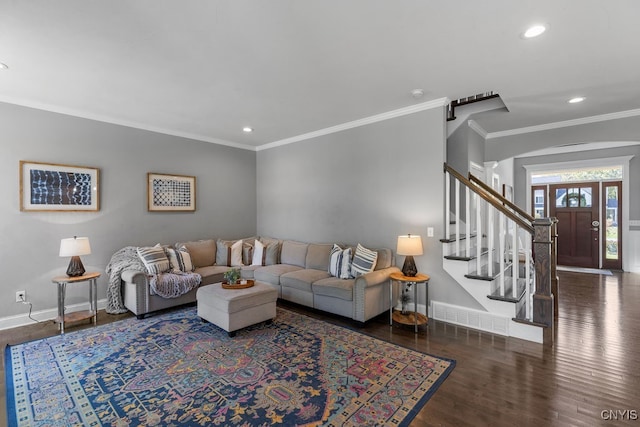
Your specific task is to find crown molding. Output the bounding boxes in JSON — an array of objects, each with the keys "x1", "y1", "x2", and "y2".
[
  {"x1": 467, "y1": 119, "x2": 488, "y2": 138},
  {"x1": 485, "y1": 108, "x2": 640, "y2": 140},
  {"x1": 0, "y1": 96, "x2": 257, "y2": 151},
  {"x1": 257, "y1": 97, "x2": 449, "y2": 151}
]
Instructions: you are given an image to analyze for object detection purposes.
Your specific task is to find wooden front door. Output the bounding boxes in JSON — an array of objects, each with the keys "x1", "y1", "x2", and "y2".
[{"x1": 549, "y1": 183, "x2": 600, "y2": 268}]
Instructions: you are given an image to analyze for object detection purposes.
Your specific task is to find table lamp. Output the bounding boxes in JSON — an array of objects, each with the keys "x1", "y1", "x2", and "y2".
[
  {"x1": 59, "y1": 236, "x2": 91, "y2": 277},
  {"x1": 397, "y1": 234, "x2": 423, "y2": 277}
]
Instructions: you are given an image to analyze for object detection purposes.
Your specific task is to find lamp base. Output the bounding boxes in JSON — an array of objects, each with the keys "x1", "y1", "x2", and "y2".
[
  {"x1": 66, "y1": 256, "x2": 86, "y2": 277},
  {"x1": 401, "y1": 256, "x2": 418, "y2": 277}
]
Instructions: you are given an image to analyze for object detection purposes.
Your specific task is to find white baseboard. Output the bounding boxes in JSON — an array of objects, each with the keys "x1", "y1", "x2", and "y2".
[{"x1": 0, "y1": 299, "x2": 107, "y2": 331}]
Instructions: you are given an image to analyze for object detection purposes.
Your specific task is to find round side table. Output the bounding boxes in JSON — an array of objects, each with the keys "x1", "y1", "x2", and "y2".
[{"x1": 389, "y1": 271, "x2": 430, "y2": 333}]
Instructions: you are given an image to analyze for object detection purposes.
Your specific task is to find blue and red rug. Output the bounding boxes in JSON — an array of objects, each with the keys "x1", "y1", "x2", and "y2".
[{"x1": 5, "y1": 307, "x2": 455, "y2": 426}]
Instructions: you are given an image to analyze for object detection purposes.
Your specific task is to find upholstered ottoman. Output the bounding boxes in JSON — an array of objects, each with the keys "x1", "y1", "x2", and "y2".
[{"x1": 196, "y1": 281, "x2": 278, "y2": 337}]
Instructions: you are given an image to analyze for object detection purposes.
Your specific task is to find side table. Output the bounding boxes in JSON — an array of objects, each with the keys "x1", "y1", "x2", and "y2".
[
  {"x1": 389, "y1": 271, "x2": 430, "y2": 333},
  {"x1": 51, "y1": 271, "x2": 100, "y2": 334}
]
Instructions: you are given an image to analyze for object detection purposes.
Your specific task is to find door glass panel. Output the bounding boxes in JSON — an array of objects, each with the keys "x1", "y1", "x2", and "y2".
[
  {"x1": 567, "y1": 188, "x2": 580, "y2": 207},
  {"x1": 555, "y1": 188, "x2": 566, "y2": 207},
  {"x1": 605, "y1": 186, "x2": 619, "y2": 260},
  {"x1": 533, "y1": 189, "x2": 545, "y2": 218},
  {"x1": 580, "y1": 187, "x2": 592, "y2": 207}
]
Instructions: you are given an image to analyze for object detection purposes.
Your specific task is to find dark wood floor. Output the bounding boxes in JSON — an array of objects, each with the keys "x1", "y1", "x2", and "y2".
[{"x1": 2, "y1": 270, "x2": 639, "y2": 426}]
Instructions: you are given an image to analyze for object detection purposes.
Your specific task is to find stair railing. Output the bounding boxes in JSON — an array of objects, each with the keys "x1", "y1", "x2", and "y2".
[{"x1": 444, "y1": 163, "x2": 556, "y2": 339}]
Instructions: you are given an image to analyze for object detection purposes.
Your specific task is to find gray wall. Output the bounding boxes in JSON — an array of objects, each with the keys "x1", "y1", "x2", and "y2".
[
  {"x1": 257, "y1": 107, "x2": 483, "y2": 312},
  {"x1": 0, "y1": 102, "x2": 256, "y2": 320}
]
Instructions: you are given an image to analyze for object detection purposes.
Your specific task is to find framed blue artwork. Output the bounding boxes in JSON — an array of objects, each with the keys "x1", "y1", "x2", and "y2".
[
  {"x1": 20, "y1": 160, "x2": 100, "y2": 212},
  {"x1": 147, "y1": 172, "x2": 196, "y2": 212}
]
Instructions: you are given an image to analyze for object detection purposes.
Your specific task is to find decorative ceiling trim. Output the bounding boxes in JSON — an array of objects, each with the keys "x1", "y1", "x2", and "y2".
[
  {"x1": 0, "y1": 96, "x2": 256, "y2": 151},
  {"x1": 467, "y1": 120, "x2": 487, "y2": 138},
  {"x1": 257, "y1": 97, "x2": 449, "y2": 152},
  {"x1": 485, "y1": 107, "x2": 640, "y2": 140}
]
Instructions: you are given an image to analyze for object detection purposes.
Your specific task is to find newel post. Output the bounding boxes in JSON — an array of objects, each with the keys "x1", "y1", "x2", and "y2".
[
  {"x1": 551, "y1": 218, "x2": 559, "y2": 317},
  {"x1": 533, "y1": 218, "x2": 555, "y2": 343}
]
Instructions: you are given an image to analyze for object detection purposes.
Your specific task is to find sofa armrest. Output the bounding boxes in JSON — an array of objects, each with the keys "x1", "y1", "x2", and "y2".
[
  {"x1": 354, "y1": 266, "x2": 401, "y2": 289},
  {"x1": 121, "y1": 269, "x2": 151, "y2": 317},
  {"x1": 353, "y1": 266, "x2": 401, "y2": 322},
  {"x1": 121, "y1": 269, "x2": 149, "y2": 284}
]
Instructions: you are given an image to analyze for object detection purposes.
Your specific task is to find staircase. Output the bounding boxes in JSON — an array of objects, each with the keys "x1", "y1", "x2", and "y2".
[{"x1": 436, "y1": 164, "x2": 558, "y2": 344}]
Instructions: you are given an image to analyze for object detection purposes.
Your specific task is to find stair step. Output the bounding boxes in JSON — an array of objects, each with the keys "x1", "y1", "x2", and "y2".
[
  {"x1": 487, "y1": 277, "x2": 527, "y2": 303},
  {"x1": 512, "y1": 317, "x2": 548, "y2": 328},
  {"x1": 440, "y1": 233, "x2": 477, "y2": 243},
  {"x1": 465, "y1": 262, "x2": 509, "y2": 281},
  {"x1": 444, "y1": 247, "x2": 488, "y2": 261}
]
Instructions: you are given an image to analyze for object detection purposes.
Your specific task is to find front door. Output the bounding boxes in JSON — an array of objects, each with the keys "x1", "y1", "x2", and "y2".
[{"x1": 549, "y1": 183, "x2": 599, "y2": 268}]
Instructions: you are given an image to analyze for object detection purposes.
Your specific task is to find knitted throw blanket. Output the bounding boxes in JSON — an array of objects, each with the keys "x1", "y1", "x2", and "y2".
[
  {"x1": 105, "y1": 246, "x2": 202, "y2": 314},
  {"x1": 105, "y1": 246, "x2": 145, "y2": 314},
  {"x1": 149, "y1": 271, "x2": 201, "y2": 298}
]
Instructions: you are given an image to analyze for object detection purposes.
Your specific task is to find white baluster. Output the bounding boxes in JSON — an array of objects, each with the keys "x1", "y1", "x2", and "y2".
[
  {"x1": 488, "y1": 205, "x2": 494, "y2": 277},
  {"x1": 512, "y1": 222, "x2": 518, "y2": 299},
  {"x1": 455, "y1": 179, "x2": 460, "y2": 256},
  {"x1": 445, "y1": 172, "x2": 450, "y2": 241},
  {"x1": 476, "y1": 193, "x2": 482, "y2": 274},
  {"x1": 499, "y1": 211, "x2": 505, "y2": 296},
  {"x1": 465, "y1": 186, "x2": 470, "y2": 258}
]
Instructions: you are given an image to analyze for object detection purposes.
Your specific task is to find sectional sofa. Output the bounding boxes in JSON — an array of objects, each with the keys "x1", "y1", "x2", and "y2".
[{"x1": 121, "y1": 237, "x2": 400, "y2": 324}]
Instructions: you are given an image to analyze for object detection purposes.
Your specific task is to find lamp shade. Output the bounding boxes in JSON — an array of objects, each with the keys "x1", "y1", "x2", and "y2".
[
  {"x1": 396, "y1": 235, "x2": 423, "y2": 256},
  {"x1": 59, "y1": 236, "x2": 91, "y2": 257}
]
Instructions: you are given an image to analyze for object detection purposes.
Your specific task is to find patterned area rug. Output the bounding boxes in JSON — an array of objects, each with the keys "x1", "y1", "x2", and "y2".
[{"x1": 5, "y1": 307, "x2": 455, "y2": 426}]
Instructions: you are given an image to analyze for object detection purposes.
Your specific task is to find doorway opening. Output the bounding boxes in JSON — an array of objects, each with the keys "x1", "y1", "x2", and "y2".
[{"x1": 529, "y1": 166, "x2": 623, "y2": 270}]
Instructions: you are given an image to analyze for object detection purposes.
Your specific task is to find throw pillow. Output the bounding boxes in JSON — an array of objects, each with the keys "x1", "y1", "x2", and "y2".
[
  {"x1": 137, "y1": 244, "x2": 171, "y2": 275},
  {"x1": 242, "y1": 241, "x2": 254, "y2": 266},
  {"x1": 252, "y1": 239, "x2": 266, "y2": 266},
  {"x1": 350, "y1": 243, "x2": 378, "y2": 277},
  {"x1": 166, "y1": 247, "x2": 195, "y2": 272},
  {"x1": 328, "y1": 244, "x2": 352, "y2": 279},
  {"x1": 230, "y1": 239, "x2": 244, "y2": 266},
  {"x1": 260, "y1": 237, "x2": 281, "y2": 265}
]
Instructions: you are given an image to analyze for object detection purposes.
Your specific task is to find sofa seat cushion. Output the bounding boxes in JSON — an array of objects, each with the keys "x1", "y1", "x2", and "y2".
[
  {"x1": 312, "y1": 277, "x2": 355, "y2": 301},
  {"x1": 194, "y1": 265, "x2": 231, "y2": 285},
  {"x1": 281, "y1": 269, "x2": 331, "y2": 292},
  {"x1": 254, "y1": 264, "x2": 303, "y2": 285},
  {"x1": 240, "y1": 265, "x2": 262, "y2": 279}
]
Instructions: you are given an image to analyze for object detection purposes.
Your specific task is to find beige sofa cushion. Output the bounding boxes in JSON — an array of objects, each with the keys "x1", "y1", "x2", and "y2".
[
  {"x1": 281, "y1": 269, "x2": 332, "y2": 292},
  {"x1": 176, "y1": 239, "x2": 216, "y2": 268},
  {"x1": 312, "y1": 277, "x2": 354, "y2": 301},
  {"x1": 255, "y1": 264, "x2": 303, "y2": 286},
  {"x1": 305, "y1": 243, "x2": 333, "y2": 270},
  {"x1": 375, "y1": 248, "x2": 393, "y2": 270},
  {"x1": 280, "y1": 240, "x2": 308, "y2": 268}
]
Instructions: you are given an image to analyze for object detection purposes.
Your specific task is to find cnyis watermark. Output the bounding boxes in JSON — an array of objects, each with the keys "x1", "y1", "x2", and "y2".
[{"x1": 601, "y1": 409, "x2": 638, "y2": 421}]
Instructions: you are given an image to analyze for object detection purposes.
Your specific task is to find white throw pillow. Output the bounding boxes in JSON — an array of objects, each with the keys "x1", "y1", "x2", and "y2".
[
  {"x1": 328, "y1": 244, "x2": 352, "y2": 279},
  {"x1": 350, "y1": 243, "x2": 378, "y2": 277},
  {"x1": 166, "y1": 247, "x2": 195, "y2": 272},
  {"x1": 137, "y1": 244, "x2": 171, "y2": 275},
  {"x1": 252, "y1": 239, "x2": 265, "y2": 266},
  {"x1": 230, "y1": 239, "x2": 244, "y2": 266}
]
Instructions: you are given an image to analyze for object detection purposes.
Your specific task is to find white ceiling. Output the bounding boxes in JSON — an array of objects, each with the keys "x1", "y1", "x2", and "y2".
[{"x1": 1, "y1": 1, "x2": 639, "y2": 150}]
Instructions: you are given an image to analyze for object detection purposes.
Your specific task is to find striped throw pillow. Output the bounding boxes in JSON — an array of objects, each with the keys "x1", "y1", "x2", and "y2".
[
  {"x1": 350, "y1": 243, "x2": 378, "y2": 277},
  {"x1": 137, "y1": 245, "x2": 171, "y2": 275},
  {"x1": 328, "y1": 244, "x2": 353, "y2": 279},
  {"x1": 166, "y1": 247, "x2": 195, "y2": 272}
]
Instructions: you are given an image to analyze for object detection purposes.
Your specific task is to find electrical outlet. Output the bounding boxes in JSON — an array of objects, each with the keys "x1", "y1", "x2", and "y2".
[{"x1": 16, "y1": 290, "x2": 26, "y2": 303}]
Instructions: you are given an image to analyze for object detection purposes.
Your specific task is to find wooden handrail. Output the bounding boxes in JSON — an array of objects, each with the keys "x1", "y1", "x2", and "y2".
[
  {"x1": 444, "y1": 163, "x2": 534, "y2": 234},
  {"x1": 468, "y1": 174, "x2": 535, "y2": 222}
]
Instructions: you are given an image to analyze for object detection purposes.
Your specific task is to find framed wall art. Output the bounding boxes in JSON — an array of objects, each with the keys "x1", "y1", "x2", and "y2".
[
  {"x1": 20, "y1": 160, "x2": 100, "y2": 212},
  {"x1": 147, "y1": 172, "x2": 196, "y2": 212}
]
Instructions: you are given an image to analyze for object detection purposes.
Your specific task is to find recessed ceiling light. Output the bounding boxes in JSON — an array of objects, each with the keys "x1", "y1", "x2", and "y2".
[
  {"x1": 568, "y1": 97, "x2": 585, "y2": 104},
  {"x1": 242, "y1": 127, "x2": 253, "y2": 133},
  {"x1": 0, "y1": 63, "x2": 8, "y2": 69},
  {"x1": 523, "y1": 25, "x2": 546, "y2": 38},
  {"x1": 411, "y1": 89, "x2": 424, "y2": 99}
]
